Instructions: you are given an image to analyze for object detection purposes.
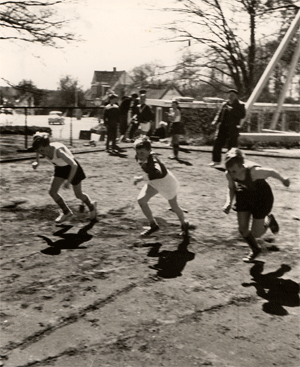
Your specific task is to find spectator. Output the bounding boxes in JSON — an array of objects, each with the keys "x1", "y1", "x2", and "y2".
[
  {"x1": 119, "y1": 93, "x2": 138, "y2": 142},
  {"x1": 136, "y1": 93, "x2": 154, "y2": 136},
  {"x1": 103, "y1": 94, "x2": 120, "y2": 152},
  {"x1": 151, "y1": 121, "x2": 168, "y2": 141},
  {"x1": 209, "y1": 89, "x2": 246, "y2": 167}
]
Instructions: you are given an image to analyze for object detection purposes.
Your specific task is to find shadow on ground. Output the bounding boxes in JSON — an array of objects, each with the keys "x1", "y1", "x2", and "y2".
[
  {"x1": 147, "y1": 237, "x2": 195, "y2": 278},
  {"x1": 176, "y1": 158, "x2": 193, "y2": 166},
  {"x1": 38, "y1": 220, "x2": 97, "y2": 255},
  {"x1": 242, "y1": 263, "x2": 300, "y2": 316}
]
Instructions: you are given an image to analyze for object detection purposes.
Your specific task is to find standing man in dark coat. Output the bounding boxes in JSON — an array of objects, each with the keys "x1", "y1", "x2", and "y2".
[
  {"x1": 136, "y1": 93, "x2": 154, "y2": 136},
  {"x1": 103, "y1": 94, "x2": 120, "y2": 152},
  {"x1": 209, "y1": 89, "x2": 246, "y2": 167},
  {"x1": 119, "y1": 93, "x2": 138, "y2": 142}
]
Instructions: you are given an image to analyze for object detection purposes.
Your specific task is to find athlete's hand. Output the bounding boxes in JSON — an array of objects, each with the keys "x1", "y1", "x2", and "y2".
[
  {"x1": 223, "y1": 204, "x2": 231, "y2": 214},
  {"x1": 283, "y1": 178, "x2": 290, "y2": 187}
]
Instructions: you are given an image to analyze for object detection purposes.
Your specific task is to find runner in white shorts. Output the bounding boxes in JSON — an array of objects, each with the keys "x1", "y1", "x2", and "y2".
[{"x1": 133, "y1": 136, "x2": 189, "y2": 237}]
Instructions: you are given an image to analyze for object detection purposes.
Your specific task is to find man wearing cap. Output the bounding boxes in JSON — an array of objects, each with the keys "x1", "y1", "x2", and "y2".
[
  {"x1": 103, "y1": 94, "x2": 120, "y2": 151},
  {"x1": 209, "y1": 89, "x2": 246, "y2": 167}
]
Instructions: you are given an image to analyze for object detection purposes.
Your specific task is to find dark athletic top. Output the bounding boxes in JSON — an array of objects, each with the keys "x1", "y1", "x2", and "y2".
[
  {"x1": 233, "y1": 161, "x2": 270, "y2": 192},
  {"x1": 138, "y1": 152, "x2": 168, "y2": 180}
]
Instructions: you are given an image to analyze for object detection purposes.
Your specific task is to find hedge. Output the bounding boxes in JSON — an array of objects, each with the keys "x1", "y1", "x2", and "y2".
[{"x1": 0, "y1": 126, "x2": 52, "y2": 135}]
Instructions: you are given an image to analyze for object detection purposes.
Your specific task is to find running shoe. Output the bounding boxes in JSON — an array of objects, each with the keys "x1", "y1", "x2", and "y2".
[
  {"x1": 268, "y1": 214, "x2": 279, "y2": 234},
  {"x1": 141, "y1": 223, "x2": 160, "y2": 236},
  {"x1": 180, "y1": 221, "x2": 189, "y2": 237},
  {"x1": 90, "y1": 201, "x2": 97, "y2": 220},
  {"x1": 243, "y1": 248, "x2": 262, "y2": 263},
  {"x1": 55, "y1": 211, "x2": 73, "y2": 224}
]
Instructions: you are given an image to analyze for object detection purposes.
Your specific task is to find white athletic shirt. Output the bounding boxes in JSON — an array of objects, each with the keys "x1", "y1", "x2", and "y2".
[
  {"x1": 46, "y1": 142, "x2": 74, "y2": 167},
  {"x1": 170, "y1": 109, "x2": 181, "y2": 122},
  {"x1": 173, "y1": 109, "x2": 181, "y2": 122}
]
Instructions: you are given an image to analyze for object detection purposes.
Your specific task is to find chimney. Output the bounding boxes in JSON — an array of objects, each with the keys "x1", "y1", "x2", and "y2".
[{"x1": 113, "y1": 67, "x2": 116, "y2": 72}]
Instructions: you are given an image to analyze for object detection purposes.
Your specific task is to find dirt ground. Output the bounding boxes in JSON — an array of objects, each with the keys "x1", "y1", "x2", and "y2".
[{"x1": 0, "y1": 141, "x2": 299, "y2": 367}]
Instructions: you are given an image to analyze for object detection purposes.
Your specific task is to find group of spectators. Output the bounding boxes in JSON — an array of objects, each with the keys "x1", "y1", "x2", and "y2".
[
  {"x1": 102, "y1": 89, "x2": 156, "y2": 152},
  {"x1": 101, "y1": 87, "x2": 246, "y2": 166}
]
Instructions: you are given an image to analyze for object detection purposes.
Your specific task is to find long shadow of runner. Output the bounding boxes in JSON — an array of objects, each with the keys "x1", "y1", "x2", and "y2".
[
  {"x1": 176, "y1": 158, "x2": 193, "y2": 166},
  {"x1": 38, "y1": 220, "x2": 97, "y2": 255},
  {"x1": 147, "y1": 237, "x2": 195, "y2": 278},
  {"x1": 242, "y1": 262, "x2": 300, "y2": 316}
]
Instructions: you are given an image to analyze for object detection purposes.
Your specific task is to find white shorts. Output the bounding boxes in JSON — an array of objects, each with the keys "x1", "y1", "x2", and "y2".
[
  {"x1": 139, "y1": 122, "x2": 151, "y2": 133},
  {"x1": 148, "y1": 170, "x2": 179, "y2": 200}
]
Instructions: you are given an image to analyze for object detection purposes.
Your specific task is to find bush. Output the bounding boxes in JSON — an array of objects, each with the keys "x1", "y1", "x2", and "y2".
[{"x1": 181, "y1": 108, "x2": 216, "y2": 145}]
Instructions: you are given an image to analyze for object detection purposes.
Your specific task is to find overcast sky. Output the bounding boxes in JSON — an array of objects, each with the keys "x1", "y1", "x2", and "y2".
[{"x1": 0, "y1": 0, "x2": 184, "y2": 91}]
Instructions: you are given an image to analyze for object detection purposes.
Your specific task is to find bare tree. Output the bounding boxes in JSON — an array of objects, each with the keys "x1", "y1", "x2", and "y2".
[
  {"x1": 129, "y1": 62, "x2": 166, "y2": 89},
  {"x1": 0, "y1": 0, "x2": 78, "y2": 47},
  {"x1": 163, "y1": 0, "x2": 298, "y2": 98}
]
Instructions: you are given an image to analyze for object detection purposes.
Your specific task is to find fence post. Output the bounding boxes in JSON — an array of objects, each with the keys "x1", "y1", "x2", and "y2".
[
  {"x1": 247, "y1": 112, "x2": 251, "y2": 132},
  {"x1": 257, "y1": 111, "x2": 262, "y2": 132},
  {"x1": 25, "y1": 107, "x2": 28, "y2": 149},
  {"x1": 70, "y1": 108, "x2": 73, "y2": 146},
  {"x1": 281, "y1": 112, "x2": 287, "y2": 131}
]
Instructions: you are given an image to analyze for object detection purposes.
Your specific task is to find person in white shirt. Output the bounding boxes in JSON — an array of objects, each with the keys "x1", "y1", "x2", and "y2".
[{"x1": 32, "y1": 132, "x2": 97, "y2": 224}]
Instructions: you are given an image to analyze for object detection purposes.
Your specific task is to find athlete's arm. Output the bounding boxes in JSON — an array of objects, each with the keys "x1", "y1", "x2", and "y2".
[
  {"x1": 251, "y1": 167, "x2": 290, "y2": 187},
  {"x1": 223, "y1": 172, "x2": 236, "y2": 214}
]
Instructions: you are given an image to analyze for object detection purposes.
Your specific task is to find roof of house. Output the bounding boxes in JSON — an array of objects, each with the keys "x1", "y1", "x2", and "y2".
[
  {"x1": 128, "y1": 86, "x2": 182, "y2": 100},
  {"x1": 84, "y1": 88, "x2": 93, "y2": 100},
  {"x1": 15, "y1": 92, "x2": 34, "y2": 105},
  {"x1": 93, "y1": 70, "x2": 125, "y2": 86}
]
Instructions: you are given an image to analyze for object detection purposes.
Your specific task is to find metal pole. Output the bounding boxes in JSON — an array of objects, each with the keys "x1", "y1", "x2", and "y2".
[
  {"x1": 270, "y1": 33, "x2": 300, "y2": 130},
  {"x1": 70, "y1": 109, "x2": 73, "y2": 146},
  {"x1": 241, "y1": 10, "x2": 300, "y2": 127},
  {"x1": 25, "y1": 107, "x2": 28, "y2": 149}
]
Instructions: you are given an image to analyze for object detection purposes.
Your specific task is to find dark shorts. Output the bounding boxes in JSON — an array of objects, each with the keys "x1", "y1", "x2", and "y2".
[
  {"x1": 54, "y1": 160, "x2": 86, "y2": 186},
  {"x1": 169, "y1": 122, "x2": 181, "y2": 135},
  {"x1": 235, "y1": 184, "x2": 274, "y2": 219},
  {"x1": 119, "y1": 115, "x2": 128, "y2": 135}
]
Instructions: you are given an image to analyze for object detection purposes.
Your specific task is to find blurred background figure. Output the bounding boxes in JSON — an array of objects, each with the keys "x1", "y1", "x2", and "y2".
[
  {"x1": 119, "y1": 93, "x2": 138, "y2": 142},
  {"x1": 103, "y1": 94, "x2": 120, "y2": 152},
  {"x1": 168, "y1": 99, "x2": 181, "y2": 160}
]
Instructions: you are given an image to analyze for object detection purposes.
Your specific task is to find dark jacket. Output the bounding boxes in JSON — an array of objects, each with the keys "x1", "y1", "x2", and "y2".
[
  {"x1": 136, "y1": 104, "x2": 154, "y2": 124},
  {"x1": 119, "y1": 97, "x2": 132, "y2": 115},
  {"x1": 103, "y1": 103, "x2": 120, "y2": 125},
  {"x1": 216, "y1": 99, "x2": 246, "y2": 134}
]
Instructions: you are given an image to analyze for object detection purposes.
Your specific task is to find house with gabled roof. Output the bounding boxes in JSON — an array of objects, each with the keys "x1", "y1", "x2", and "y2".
[
  {"x1": 143, "y1": 86, "x2": 183, "y2": 100},
  {"x1": 126, "y1": 85, "x2": 183, "y2": 101},
  {"x1": 85, "y1": 67, "x2": 133, "y2": 106}
]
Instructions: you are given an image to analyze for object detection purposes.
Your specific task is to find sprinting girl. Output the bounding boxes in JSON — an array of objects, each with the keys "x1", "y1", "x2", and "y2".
[
  {"x1": 32, "y1": 132, "x2": 97, "y2": 224},
  {"x1": 168, "y1": 99, "x2": 181, "y2": 160},
  {"x1": 223, "y1": 148, "x2": 290, "y2": 262},
  {"x1": 133, "y1": 136, "x2": 188, "y2": 237}
]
